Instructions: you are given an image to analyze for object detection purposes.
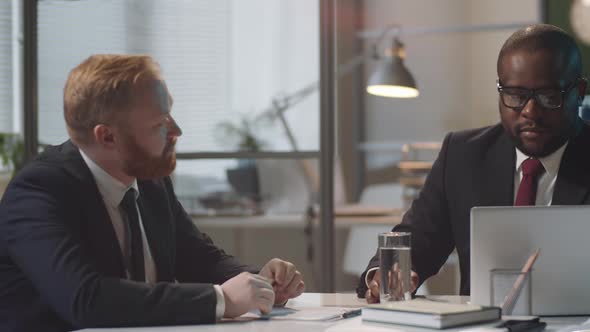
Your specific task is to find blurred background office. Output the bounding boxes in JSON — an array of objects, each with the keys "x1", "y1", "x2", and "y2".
[{"x1": 0, "y1": 0, "x2": 588, "y2": 293}]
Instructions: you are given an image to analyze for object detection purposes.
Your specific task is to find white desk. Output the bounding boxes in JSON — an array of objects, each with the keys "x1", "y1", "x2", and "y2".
[{"x1": 76, "y1": 293, "x2": 587, "y2": 332}]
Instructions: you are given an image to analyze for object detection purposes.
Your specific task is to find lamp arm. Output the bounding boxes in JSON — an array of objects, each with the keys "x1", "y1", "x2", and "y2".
[
  {"x1": 261, "y1": 50, "x2": 372, "y2": 118},
  {"x1": 250, "y1": 25, "x2": 401, "y2": 209},
  {"x1": 260, "y1": 21, "x2": 537, "y2": 132},
  {"x1": 256, "y1": 21, "x2": 407, "y2": 151},
  {"x1": 358, "y1": 21, "x2": 537, "y2": 39},
  {"x1": 273, "y1": 82, "x2": 319, "y2": 116},
  {"x1": 256, "y1": 48, "x2": 376, "y2": 152},
  {"x1": 370, "y1": 23, "x2": 402, "y2": 56}
]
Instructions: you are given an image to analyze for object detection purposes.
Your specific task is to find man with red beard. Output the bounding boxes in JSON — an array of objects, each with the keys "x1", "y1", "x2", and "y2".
[{"x1": 0, "y1": 55, "x2": 304, "y2": 332}]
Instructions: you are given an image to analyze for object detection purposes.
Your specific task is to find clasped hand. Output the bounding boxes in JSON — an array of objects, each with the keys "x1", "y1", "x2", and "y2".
[{"x1": 221, "y1": 258, "x2": 305, "y2": 318}]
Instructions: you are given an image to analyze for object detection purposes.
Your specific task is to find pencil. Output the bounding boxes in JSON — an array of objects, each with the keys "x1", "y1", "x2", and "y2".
[{"x1": 501, "y1": 248, "x2": 540, "y2": 314}]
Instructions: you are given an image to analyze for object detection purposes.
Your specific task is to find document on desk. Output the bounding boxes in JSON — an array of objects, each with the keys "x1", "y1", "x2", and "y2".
[
  {"x1": 555, "y1": 318, "x2": 590, "y2": 332},
  {"x1": 244, "y1": 306, "x2": 362, "y2": 321}
]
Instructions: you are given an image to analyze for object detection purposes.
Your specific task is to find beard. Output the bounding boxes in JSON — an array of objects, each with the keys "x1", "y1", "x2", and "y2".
[
  {"x1": 505, "y1": 122, "x2": 567, "y2": 158},
  {"x1": 121, "y1": 135, "x2": 177, "y2": 180},
  {"x1": 502, "y1": 112, "x2": 578, "y2": 158}
]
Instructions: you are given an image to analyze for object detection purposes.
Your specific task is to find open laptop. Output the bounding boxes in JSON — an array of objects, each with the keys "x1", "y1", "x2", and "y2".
[{"x1": 470, "y1": 206, "x2": 590, "y2": 315}]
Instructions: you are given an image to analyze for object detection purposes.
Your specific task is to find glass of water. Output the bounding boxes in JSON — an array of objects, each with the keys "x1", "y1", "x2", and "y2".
[{"x1": 378, "y1": 232, "x2": 412, "y2": 302}]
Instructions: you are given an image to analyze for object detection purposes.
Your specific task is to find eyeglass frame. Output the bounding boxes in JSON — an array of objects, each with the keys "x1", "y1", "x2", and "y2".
[{"x1": 496, "y1": 78, "x2": 584, "y2": 110}]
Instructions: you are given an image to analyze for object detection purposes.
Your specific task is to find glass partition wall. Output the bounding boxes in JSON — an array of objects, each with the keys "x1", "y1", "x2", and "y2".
[{"x1": 27, "y1": 0, "x2": 344, "y2": 292}]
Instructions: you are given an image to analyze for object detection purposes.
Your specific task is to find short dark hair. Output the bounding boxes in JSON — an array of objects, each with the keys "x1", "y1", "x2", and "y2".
[{"x1": 497, "y1": 24, "x2": 582, "y2": 80}]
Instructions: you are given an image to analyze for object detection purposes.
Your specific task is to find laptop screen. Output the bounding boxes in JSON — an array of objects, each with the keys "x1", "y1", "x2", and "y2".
[{"x1": 470, "y1": 205, "x2": 590, "y2": 316}]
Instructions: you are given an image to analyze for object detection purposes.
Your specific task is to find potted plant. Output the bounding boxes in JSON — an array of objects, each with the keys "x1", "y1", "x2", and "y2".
[
  {"x1": 215, "y1": 114, "x2": 267, "y2": 153},
  {"x1": 215, "y1": 115, "x2": 267, "y2": 203},
  {"x1": 0, "y1": 133, "x2": 25, "y2": 198},
  {"x1": 0, "y1": 133, "x2": 25, "y2": 177}
]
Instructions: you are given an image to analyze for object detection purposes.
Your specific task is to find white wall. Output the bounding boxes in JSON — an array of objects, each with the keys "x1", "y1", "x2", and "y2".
[{"x1": 362, "y1": 0, "x2": 540, "y2": 147}]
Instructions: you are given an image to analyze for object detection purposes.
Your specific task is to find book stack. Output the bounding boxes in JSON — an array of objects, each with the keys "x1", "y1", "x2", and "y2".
[{"x1": 362, "y1": 298, "x2": 501, "y2": 329}]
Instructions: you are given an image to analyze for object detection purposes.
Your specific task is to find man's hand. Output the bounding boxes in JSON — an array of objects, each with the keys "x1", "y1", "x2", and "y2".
[
  {"x1": 221, "y1": 272, "x2": 275, "y2": 318},
  {"x1": 365, "y1": 269, "x2": 419, "y2": 303},
  {"x1": 259, "y1": 258, "x2": 305, "y2": 305}
]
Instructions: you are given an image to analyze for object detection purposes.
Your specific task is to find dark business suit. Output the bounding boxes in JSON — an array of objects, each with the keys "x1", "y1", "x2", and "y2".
[
  {"x1": 357, "y1": 123, "x2": 590, "y2": 297},
  {"x1": 0, "y1": 141, "x2": 253, "y2": 331}
]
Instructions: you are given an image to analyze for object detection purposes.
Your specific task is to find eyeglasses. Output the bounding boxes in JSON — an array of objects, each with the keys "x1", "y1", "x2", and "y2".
[{"x1": 496, "y1": 79, "x2": 579, "y2": 110}]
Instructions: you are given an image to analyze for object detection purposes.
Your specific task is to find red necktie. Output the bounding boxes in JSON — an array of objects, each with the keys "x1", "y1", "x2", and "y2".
[{"x1": 514, "y1": 158, "x2": 544, "y2": 206}]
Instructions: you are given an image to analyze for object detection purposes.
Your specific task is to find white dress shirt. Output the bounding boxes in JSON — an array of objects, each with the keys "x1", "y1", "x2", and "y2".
[
  {"x1": 79, "y1": 149, "x2": 225, "y2": 319},
  {"x1": 514, "y1": 142, "x2": 567, "y2": 206}
]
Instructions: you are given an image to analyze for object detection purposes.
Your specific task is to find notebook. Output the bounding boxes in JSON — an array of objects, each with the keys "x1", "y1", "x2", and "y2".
[{"x1": 362, "y1": 299, "x2": 501, "y2": 329}]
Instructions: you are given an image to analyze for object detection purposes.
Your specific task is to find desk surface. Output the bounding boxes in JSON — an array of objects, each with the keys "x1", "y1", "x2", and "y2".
[{"x1": 76, "y1": 293, "x2": 587, "y2": 332}]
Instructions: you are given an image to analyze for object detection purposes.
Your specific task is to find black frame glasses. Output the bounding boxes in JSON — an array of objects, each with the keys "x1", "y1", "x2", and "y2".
[{"x1": 496, "y1": 79, "x2": 580, "y2": 110}]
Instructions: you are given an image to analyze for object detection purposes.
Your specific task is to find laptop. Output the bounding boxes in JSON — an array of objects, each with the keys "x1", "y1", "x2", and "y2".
[{"x1": 470, "y1": 206, "x2": 590, "y2": 315}]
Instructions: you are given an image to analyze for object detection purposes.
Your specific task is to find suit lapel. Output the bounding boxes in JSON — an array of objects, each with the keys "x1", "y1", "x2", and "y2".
[
  {"x1": 552, "y1": 127, "x2": 590, "y2": 205},
  {"x1": 83, "y1": 190, "x2": 127, "y2": 277},
  {"x1": 62, "y1": 141, "x2": 176, "y2": 281},
  {"x1": 59, "y1": 141, "x2": 126, "y2": 277},
  {"x1": 476, "y1": 130, "x2": 515, "y2": 207},
  {"x1": 138, "y1": 182, "x2": 175, "y2": 282}
]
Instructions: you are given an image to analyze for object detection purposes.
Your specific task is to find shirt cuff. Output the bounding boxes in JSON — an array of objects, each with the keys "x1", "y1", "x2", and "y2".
[
  {"x1": 365, "y1": 267, "x2": 379, "y2": 288},
  {"x1": 213, "y1": 284, "x2": 225, "y2": 320}
]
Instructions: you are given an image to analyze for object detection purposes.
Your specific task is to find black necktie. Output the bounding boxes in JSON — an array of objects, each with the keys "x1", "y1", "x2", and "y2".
[{"x1": 120, "y1": 188, "x2": 145, "y2": 281}]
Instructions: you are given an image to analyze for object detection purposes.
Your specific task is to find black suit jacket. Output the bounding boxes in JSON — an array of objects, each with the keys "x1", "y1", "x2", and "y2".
[
  {"x1": 0, "y1": 141, "x2": 253, "y2": 331},
  {"x1": 358, "y1": 123, "x2": 590, "y2": 297}
]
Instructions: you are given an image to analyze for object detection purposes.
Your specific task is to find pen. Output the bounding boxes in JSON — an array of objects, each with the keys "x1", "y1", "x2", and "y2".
[{"x1": 342, "y1": 309, "x2": 362, "y2": 319}]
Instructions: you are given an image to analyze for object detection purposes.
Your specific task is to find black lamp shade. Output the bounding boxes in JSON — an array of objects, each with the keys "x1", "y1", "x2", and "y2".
[{"x1": 367, "y1": 55, "x2": 419, "y2": 98}]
